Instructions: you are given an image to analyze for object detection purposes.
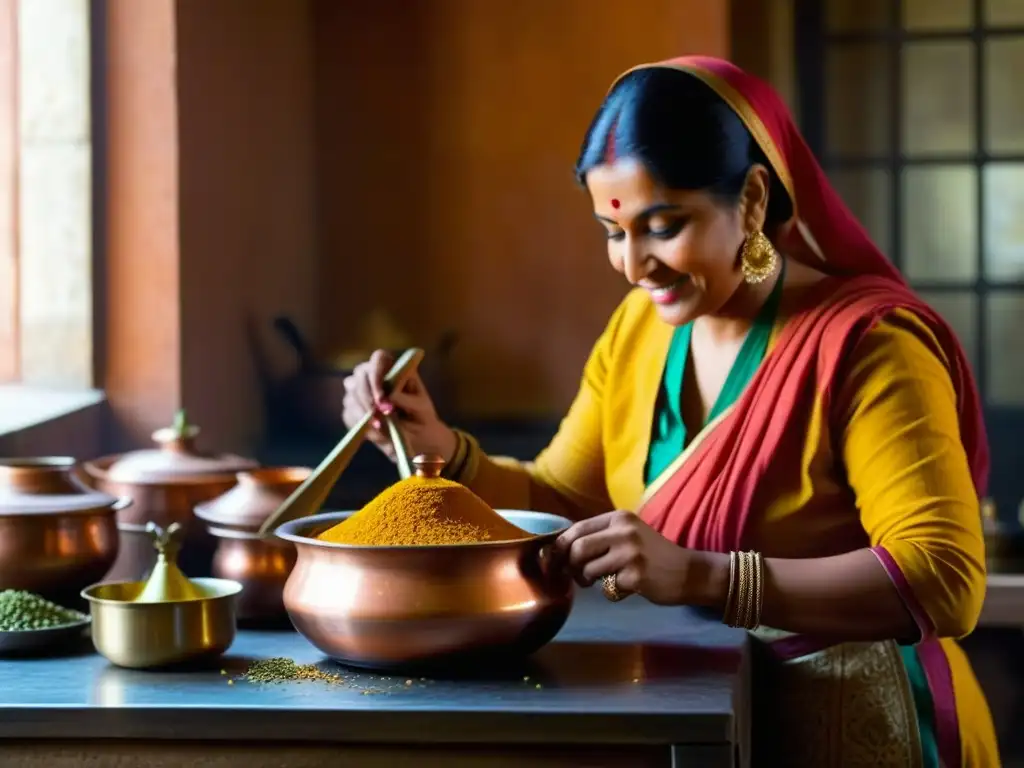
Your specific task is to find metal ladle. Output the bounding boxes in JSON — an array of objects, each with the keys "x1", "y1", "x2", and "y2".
[{"x1": 258, "y1": 348, "x2": 424, "y2": 535}]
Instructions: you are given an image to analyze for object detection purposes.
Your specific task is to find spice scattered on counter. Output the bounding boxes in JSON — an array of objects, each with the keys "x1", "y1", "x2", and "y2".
[
  {"x1": 0, "y1": 590, "x2": 87, "y2": 632},
  {"x1": 243, "y1": 657, "x2": 345, "y2": 685},
  {"x1": 238, "y1": 657, "x2": 443, "y2": 695},
  {"x1": 316, "y1": 474, "x2": 530, "y2": 547}
]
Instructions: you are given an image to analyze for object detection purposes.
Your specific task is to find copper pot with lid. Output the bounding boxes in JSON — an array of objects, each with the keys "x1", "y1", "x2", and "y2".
[
  {"x1": 194, "y1": 466, "x2": 311, "y2": 622},
  {"x1": 0, "y1": 457, "x2": 126, "y2": 604},
  {"x1": 82, "y1": 411, "x2": 258, "y2": 582}
]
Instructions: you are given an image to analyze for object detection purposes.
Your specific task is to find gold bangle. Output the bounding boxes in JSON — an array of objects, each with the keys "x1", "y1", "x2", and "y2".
[
  {"x1": 724, "y1": 551, "x2": 766, "y2": 630},
  {"x1": 733, "y1": 551, "x2": 750, "y2": 629},
  {"x1": 452, "y1": 429, "x2": 482, "y2": 484},
  {"x1": 443, "y1": 430, "x2": 469, "y2": 480},
  {"x1": 750, "y1": 551, "x2": 764, "y2": 630},
  {"x1": 751, "y1": 551, "x2": 759, "y2": 629},
  {"x1": 741, "y1": 551, "x2": 755, "y2": 629},
  {"x1": 723, "y1": 551, "x2": 737, "y2": 623}
]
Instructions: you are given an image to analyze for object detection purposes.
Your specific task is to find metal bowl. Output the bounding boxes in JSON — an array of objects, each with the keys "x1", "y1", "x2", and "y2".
[
  {"x1": 275, "y1": 510, "x2": 574, "y2": 671},
  {"x1": 0, "y1": 616, "x2": 91, "y2": 655},
  {"x1": 81, "y1": 577, "x2": 241, "y2": 669}
]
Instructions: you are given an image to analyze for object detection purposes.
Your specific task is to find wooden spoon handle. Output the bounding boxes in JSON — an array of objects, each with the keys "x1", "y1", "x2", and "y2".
[
  {"x1": 382, "y1": 413, "x2": 413, "y2": 479},
  {"x1": 258, "y1": 348, "x2": 425, "y2": 535}
]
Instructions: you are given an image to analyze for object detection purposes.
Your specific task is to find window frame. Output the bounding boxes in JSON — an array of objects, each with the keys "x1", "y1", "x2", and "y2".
[
  {"x1": 0, "y1": 0, "x2": 18, "y2": 383},
  {"x1": 795, "y1": 0, "x2": 1024, "y2": 514},
  {"x1": 0, "y1": 0, "x2": 95, "y2": 390},
  {"x1": 795, "y1": 0, "x2": 1024, "y2": 404}
]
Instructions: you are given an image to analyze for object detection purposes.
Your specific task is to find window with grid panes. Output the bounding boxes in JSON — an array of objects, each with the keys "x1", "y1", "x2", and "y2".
[{"x1": 796, "y1": 0, "x2": 1024, "y2": 514}]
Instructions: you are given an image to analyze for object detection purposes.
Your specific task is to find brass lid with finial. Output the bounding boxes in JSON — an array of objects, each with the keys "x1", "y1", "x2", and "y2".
[
  {"x1": 411, "y1": 453, "x2": 446, "y2": 479},
  {"x1": 132, "y1": 522, "x2": 207, "y2": 603}
]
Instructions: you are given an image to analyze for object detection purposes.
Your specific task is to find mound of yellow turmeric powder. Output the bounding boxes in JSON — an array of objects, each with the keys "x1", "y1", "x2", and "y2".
[{"x1": 316, "y1": 469, "x2": 530, "y2": 547}]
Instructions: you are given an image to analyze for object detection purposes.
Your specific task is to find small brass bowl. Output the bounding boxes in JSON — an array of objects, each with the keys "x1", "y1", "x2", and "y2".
[
  {"x1": 276, "y1": 510, "x2": 574, "y2": 671},
  {"x1": 81, "y1": 578, "x2": 242, "y2": 669}
]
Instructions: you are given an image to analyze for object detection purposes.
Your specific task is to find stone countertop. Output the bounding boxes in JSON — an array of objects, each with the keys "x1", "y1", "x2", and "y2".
[{"x1": 0, "y1": 588, "x2": 750, "y2": 752}]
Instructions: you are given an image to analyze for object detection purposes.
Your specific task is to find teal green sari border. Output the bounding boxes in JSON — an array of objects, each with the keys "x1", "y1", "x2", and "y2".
[{"x1": 900, "y1": 645, "x2": 940, "y2": 768}]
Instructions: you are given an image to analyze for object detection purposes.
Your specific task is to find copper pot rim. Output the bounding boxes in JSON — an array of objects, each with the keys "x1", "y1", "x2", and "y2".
[
  {"x1": 82, "y1": 457, "x2": 244, "y2": 488},
  {"x1": 81, "y1": 576, "x2": 243, "y2": 606},
  {"x1": 205, "y1": 524, "x2": 294, "y2": 542},
  {"x1": 235, "y1": 466, "x2": 313, "y2": 486},
  {"x1": 0, "y1": 456, "x2": 77, "y2": 471},
  {"x1": 275, "y1": 509, "x2": 571, "y2": 551},
  {"x1": 0, "y1": 496, "x2": 132, "y2": 518}
]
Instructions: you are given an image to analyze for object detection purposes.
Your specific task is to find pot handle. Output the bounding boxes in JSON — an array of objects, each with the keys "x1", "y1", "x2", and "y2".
[
  {"x1": 111, "y1": 497, "x2": 135, "y2": 513},
  {"x1": 537, "y1": 542, "x2": 560, "y2": 578}
]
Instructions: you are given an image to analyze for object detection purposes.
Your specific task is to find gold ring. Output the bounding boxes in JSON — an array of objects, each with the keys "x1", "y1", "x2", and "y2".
[{"x1": 602, "y1": 573, "x2": 626, "y2": 603}]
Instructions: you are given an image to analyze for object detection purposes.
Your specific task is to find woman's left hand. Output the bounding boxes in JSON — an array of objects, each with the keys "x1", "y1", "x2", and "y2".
[{"x1": 553, "y1": 510, "x2": 705, "y2": 606}]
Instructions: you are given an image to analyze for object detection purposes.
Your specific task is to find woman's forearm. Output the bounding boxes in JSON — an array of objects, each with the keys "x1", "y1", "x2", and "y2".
[
  {"x1": 450, "y1": 430, "x2": 595, "y2": 521},
  {"x1": 694, "y1": 548, "x2": 918, "y2": 642}
]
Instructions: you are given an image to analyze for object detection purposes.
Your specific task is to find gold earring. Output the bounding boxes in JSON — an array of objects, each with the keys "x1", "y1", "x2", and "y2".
[{"x1": 740, "y1": 230, "x2": 778, "y2": 285}]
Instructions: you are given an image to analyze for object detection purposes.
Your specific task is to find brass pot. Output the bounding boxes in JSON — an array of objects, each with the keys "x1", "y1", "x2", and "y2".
[
  {"x1": 275, "y1": 510, "x2": 574, "y2": 671},
  {"x1": 82, "y1": 577, "x2": 241, "y2": 669},
  {"x1": 194, "y1": 467, "x2": 311, "y2": 621},
  {"x1": 82, "y1": 412, "x2": 257, "y2": 582},
  {"x1": 0, "y1": 457, "x2": 127, "y2": 603}
]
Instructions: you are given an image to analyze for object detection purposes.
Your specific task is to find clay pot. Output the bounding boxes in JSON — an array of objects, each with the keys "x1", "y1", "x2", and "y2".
[
  {"x1": 82, "y1": 413, "x2": 258, "y2": 582},
  {"x1": 194, "y1": 467, "x2": 311, "y2": 621}
]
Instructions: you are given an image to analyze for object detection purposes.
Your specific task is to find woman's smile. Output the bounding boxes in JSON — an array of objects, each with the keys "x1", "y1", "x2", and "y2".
[{"x1": 642, "y1": 275, "x2": 690, "y2": 305}]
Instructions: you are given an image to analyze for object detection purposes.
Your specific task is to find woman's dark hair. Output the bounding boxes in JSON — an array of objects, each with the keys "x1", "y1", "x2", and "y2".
[{"x1": 575, "y1": 68, "x2": 793, "y2": 227}]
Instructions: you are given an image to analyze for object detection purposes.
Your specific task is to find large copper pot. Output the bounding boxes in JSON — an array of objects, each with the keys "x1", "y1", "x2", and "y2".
[
  {"x1": 275, "y1": 510, "x2": 574, "y2": 671},
  {"x1": 0, "y1": 457, "x2": 126, "y2": 604},
  {"x1": 194, "y1": 467, "x2": 311, "y2": 622},
  {"x1": 82, "y1": 413, "x2": 258, "y2": 582}
]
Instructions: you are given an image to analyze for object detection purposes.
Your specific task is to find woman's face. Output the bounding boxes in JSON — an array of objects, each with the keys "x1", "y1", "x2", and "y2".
[{"x1": 586, "y1": 157, "x2": 766, "y2": 327}]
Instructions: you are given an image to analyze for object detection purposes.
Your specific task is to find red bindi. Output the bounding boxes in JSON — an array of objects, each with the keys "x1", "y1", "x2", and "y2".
[{"x1": 611, "y1": 199, "x2": 620, "y2": 209}]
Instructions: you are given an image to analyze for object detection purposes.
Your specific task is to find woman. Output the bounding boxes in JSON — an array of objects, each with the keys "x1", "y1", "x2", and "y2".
[{"x1": 342, "y1": 57, "x2": 997, "y2": 766}]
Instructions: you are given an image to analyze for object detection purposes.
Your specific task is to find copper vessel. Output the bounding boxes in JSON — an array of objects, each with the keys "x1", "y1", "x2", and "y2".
[
  {"x1": 275, "y1": 510, "x2": 574, "y2": 671},
  {"x1": 194, "y1": 467, "x2": 311, "y2": 621},
  {"x1": 82, "y1": 411, "x2": 258, "y2": 582},
  {"x1": 0, "y1": 457, "x2": 127, "y2": 603}
]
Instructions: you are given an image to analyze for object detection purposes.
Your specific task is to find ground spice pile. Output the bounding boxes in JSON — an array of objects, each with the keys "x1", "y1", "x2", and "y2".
[
  {"x1": 316, "y1": 474, "x2": 530, "y2": 547},
  {"x1": 0, "y1": 590, "x2": 87, "y2": 631}
]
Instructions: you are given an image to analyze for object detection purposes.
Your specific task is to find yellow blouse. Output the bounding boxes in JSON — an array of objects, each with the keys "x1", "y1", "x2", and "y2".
[{"x1": 455, "y1": 286, "x2": 986, "y2": 641}]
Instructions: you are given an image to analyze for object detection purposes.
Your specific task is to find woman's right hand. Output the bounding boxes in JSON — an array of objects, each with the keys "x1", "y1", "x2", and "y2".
[{"x1": 341, "y1": 349, "x2": 458, "y2": 465}]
